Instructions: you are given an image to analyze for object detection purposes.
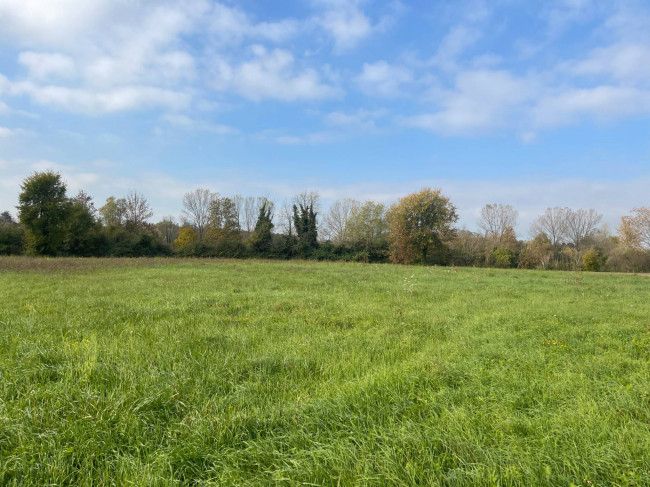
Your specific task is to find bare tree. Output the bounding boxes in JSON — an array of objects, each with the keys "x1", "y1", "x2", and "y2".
[
  {"x1": 277, "y1": 199, "x2": 295, "y2": 236},
  {"x1": 156, "y1": 216, "x2": 179, "y2": 244},
  {"x1": 478, "y1": 203, "x2": 518, "y2": 243},
  {"x1": 530, "y1": 207, "x2": 569, "y2": 247},
  {"x1": 124, "y1": 190, "x2": 153, "y2": 230},
  {"x1": 322, "y1": 198, "x2": 359, "y2": 243},
  {"x1": 182, "y1": 188, "x2": 215, "y2": 240},
  {"x1": 293, "y1": 190, "x2": 320, "y2": 213},
  {"x1": 565, "y1": 208, "x2": 602, "y2": 248},
  {"x1": 231, "y1": 194, "x2": 243, "y2": 228},
  {"x1": 242, "y1": 196, "x2": 257, "y2": 233}
]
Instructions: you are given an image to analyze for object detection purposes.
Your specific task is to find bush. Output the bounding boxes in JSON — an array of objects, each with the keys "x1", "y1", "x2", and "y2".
[
  {"x1": 0, "y1": 224, "x2": 25, "y2": 255},
  {"x1": 582, "y1": 249, "x2": 601, "y2": 272},
  {"x1": 492, "y1": 248, "x2": 517, "y2": 268},
  {"x1": 175, "y1": 240, "x2": 249, "y2": 258}
]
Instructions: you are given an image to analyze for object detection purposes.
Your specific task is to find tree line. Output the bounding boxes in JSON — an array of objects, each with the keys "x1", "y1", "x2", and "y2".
[{"x1": 1, "y1": 170, "x2": 649, "y2": 272}]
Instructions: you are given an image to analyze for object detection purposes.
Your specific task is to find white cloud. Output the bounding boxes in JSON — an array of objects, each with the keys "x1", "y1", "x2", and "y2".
[
  {"x1": 0, "y1": 0, "x2": 113, "y2": 46},
  {"x1": 18, "y1": 51, "x2": 76, "y2": 80},
  {"x1": 534, "y1": 86, "x2": 650, "y2": 127},
  {"x1": 316, "y1": 0, "x2": 372, "y2": 51},
  {"x1": 355, "y1": 61, "x2": 413, "y2": 97},
  {"x1": 325, "y1": 108, "x2": 387, "y2": 129},
  {"x1": 11, "y1": 81, "x2": 191, "y2": 114},
  {"x1": 430, "y1": 25, "x2": 482, "y2": 72},
  {"x1": 161, "y1": 113, "x2": 237, "y2": 135},
  {"x1": 567, "y1": 44, "x2": 650, "y2": 84},
  {"x1": 212, "y1": 46, "x2": 342, "y2": 101},
  {"x1": 403, "y1": 70, "x2": 535, "y2": 135},
  {"x1": 0, "y1": 126, "x2": 15, "y2": 138},
  {"x1": 205, "y1": 3, "x2": 299, "y2": 44}
]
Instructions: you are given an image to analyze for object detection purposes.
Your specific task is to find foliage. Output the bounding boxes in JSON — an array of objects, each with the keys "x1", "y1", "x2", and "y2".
[
  {"x1": 249, "y1": 201, "x2": 274, "y2": 254},
  {"x1": 206, "y1": 197, "x2": 241, "y2": 243},
  {"x1": 174, "y1": 226, "x2": 198, "y2": 249},
  {"x1": 581, "y1": 249, "x2": 601, "y2": 272},
  {"x1": 99, "y1": 196, "x2": 127, "y2": 227},
  {"x1": 1, "y1": 259, "x2": 649, "y2": 485},
  {"x1": 518, "y1": 234, "x2": 552, "y2": 269},
  {"x1": 18, "y1": 171, "x2": 70, "y2": 255},
  {"x1": 619, "y1": 207, "x2": 650, "y2": 249},
  {"x1": 491, "y1": 247, "x2": 517, "y2": 268},
  {"x1": 293, "y1": 202, "x2": 318, "y2": 253},
  {"x1": 387, "y1": 188, "x2": 458, "y2": 264},
  {"x1": 0, "y1": 220, "x2": 24, "y2": 255}
]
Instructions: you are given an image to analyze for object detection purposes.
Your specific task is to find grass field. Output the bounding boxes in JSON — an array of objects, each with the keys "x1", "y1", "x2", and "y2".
[{"x1": 0, "y1": 257, "x2": 649, "y2": 486}]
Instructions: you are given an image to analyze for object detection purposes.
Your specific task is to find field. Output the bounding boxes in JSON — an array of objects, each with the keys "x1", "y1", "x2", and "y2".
[{"x1": 0, "y1": 257, "x2": 649, "y2": 486}]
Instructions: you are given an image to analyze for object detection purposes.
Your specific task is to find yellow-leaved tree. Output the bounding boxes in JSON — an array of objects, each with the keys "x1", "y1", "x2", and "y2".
[{"x1": 174, "y1": 227, "x2": 197, "y2": 249}]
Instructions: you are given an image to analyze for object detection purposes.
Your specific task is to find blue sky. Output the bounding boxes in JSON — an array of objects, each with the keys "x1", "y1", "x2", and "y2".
[{"x1": 1, "y1": 0, "x2": 649, "y2": 234}]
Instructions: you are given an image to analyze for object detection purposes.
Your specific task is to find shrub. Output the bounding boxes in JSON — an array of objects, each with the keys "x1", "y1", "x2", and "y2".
[{"x1": 582, "y1": 249, "x2": 601, "y2": 272}]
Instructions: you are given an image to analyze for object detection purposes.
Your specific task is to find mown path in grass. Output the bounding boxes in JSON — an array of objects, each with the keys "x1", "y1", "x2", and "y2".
[{"x1": 0, "y1": 258, "x2": 649, "y2": 486}]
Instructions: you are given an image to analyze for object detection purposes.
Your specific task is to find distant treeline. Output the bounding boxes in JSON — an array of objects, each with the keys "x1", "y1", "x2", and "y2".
[{"x1": 1, "y1": 170, "x2": 649, "y2": 272}]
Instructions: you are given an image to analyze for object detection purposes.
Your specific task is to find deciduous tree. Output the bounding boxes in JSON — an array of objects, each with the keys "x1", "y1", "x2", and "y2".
[
  {"x1": 18, "y1": 171, "x2": 70, "y2": 255},
  {"x1": 565, "y1": 208, "x2": 602, "y2": 249},
  {"x1": 387, "y1": 188, "x2": 458, "y2": 264},
  {"x1": 182, "y1": 189, "x2": 215, "y2": 240},
  {"x1": 99, "y1": 196, "x2": 127, "y2": 227},
  {"x1": 123, "y1": 191, "x2": 153, "y2": 231},
  {"x1": 530, "y1": 207, "x2": 569, "y2": 247},
  {"x1": 478, "y1": 203, "x2": 518, "y2": 244},
  {"x1": 619, "y1": 207, "x2": 650, "y2": 249}
]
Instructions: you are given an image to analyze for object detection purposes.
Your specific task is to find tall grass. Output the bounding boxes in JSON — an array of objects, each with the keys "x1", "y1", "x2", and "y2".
[{"x1": 0, "y1": 258, "x2": 648, "y2": 485}]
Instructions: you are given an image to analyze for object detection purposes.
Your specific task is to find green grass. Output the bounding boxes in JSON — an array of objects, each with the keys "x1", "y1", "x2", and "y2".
[{"x1": 0, "y1": 257, "x2": 649, "y2": 486}]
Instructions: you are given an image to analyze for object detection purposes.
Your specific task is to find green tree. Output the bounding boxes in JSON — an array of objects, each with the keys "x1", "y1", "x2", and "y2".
[
  {"x1": 293, "y1": 203, "x2": 318, "y2": 252},
  {"x1": 249, "y1": 201, "x2": 274, "y2": 254},
  {"x1": 62, "y1": 199, "x2": 101, "y2": 256},
  {"x1": 345, "y1": 201, "x2": 388, "y2": 261},
  {"x1": 0, "y1": 212, "x2": 24, "y2": 255},
  {"x1": 387, "y1": 188, "x2": 458, "y2": 264},
  {"x1": 99, "y1": 196, "x2": 127, "y2": 227},
  {"x1": 18, "y1": 171, "x2": 70, "y2": 255}
]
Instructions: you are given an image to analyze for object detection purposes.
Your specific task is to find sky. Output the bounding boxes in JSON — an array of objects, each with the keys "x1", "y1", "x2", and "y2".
[{"x1": 1, "y1": 0, "x2": 649, "y2": 235}]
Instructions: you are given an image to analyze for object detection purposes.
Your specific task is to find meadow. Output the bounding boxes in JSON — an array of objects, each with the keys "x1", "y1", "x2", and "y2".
[{"x1": 0, "y1": 257, "x2": 648, "y2": 486}]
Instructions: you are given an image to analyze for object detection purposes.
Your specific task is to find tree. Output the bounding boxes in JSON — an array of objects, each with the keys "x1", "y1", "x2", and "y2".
[
  {"x1": 123, "y1": 191, "x2": 153, "y2": 231},
  {"x1": 387, "y1": 188, "x2": 458, "y2": 264},
  {"x1": 241, "y1": 196, "x2": 258, "y2": 233},
  {"x1": 206, "y1": 196, "x2": 240, "y2": 242},
  {"x1": 62, "y1": 198, "x2": 100, "y2": 256},
  {"x1": 565, "y1": 208, "x2": 602, "y2": 249},
  {"x1": 619, "y1": 207, "x2": 650, "y2": 249},
  {"x1": 322, "y1": 199, "x2": 359, "y2": 244},
  {"x1": 99, "y1": 196, "x2": 127, "y2": 227},
  {"x1": 478, "y1": 203, "x2": 518, "y2": 244},
  {"x1": 71, "y1": 190, "x2": 97, "y2": 216},
  {"x1": 18, "y1": 171, "x2": 70, "y2": 255},
  {"x1": 181, "y1": 189, "x2": 215, "y2": 240},
  {"x1": 277, "y1": 199, "x2": 295, "y2": 236},
  {"x1": 345, "y1": 201, "x2": 388, "y2": 258},
  {"x1": 174, "y1": 226, "x2": 197, "y2": 249},
  {"x1": 293, "y1": 202, "x2": 318, "y2": 251},
  {"x1": 249, "y1": 201, "x2": 274, "y2": 253},
  {"x1": 530, "y1": 207, "x2": 569, "y2": 247},
  {"x1": 1, "y1": 211, "x2": 15, "y2": 224},
  {"x1": 518, "y1": 234, "x2": 552, "y2": 269},
  {"x1": 156, "y1": 217, "x2": 179, "y2": 245},
  {"x1": 0, "y1": 211, "x2": 24, "y2": 255}
]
